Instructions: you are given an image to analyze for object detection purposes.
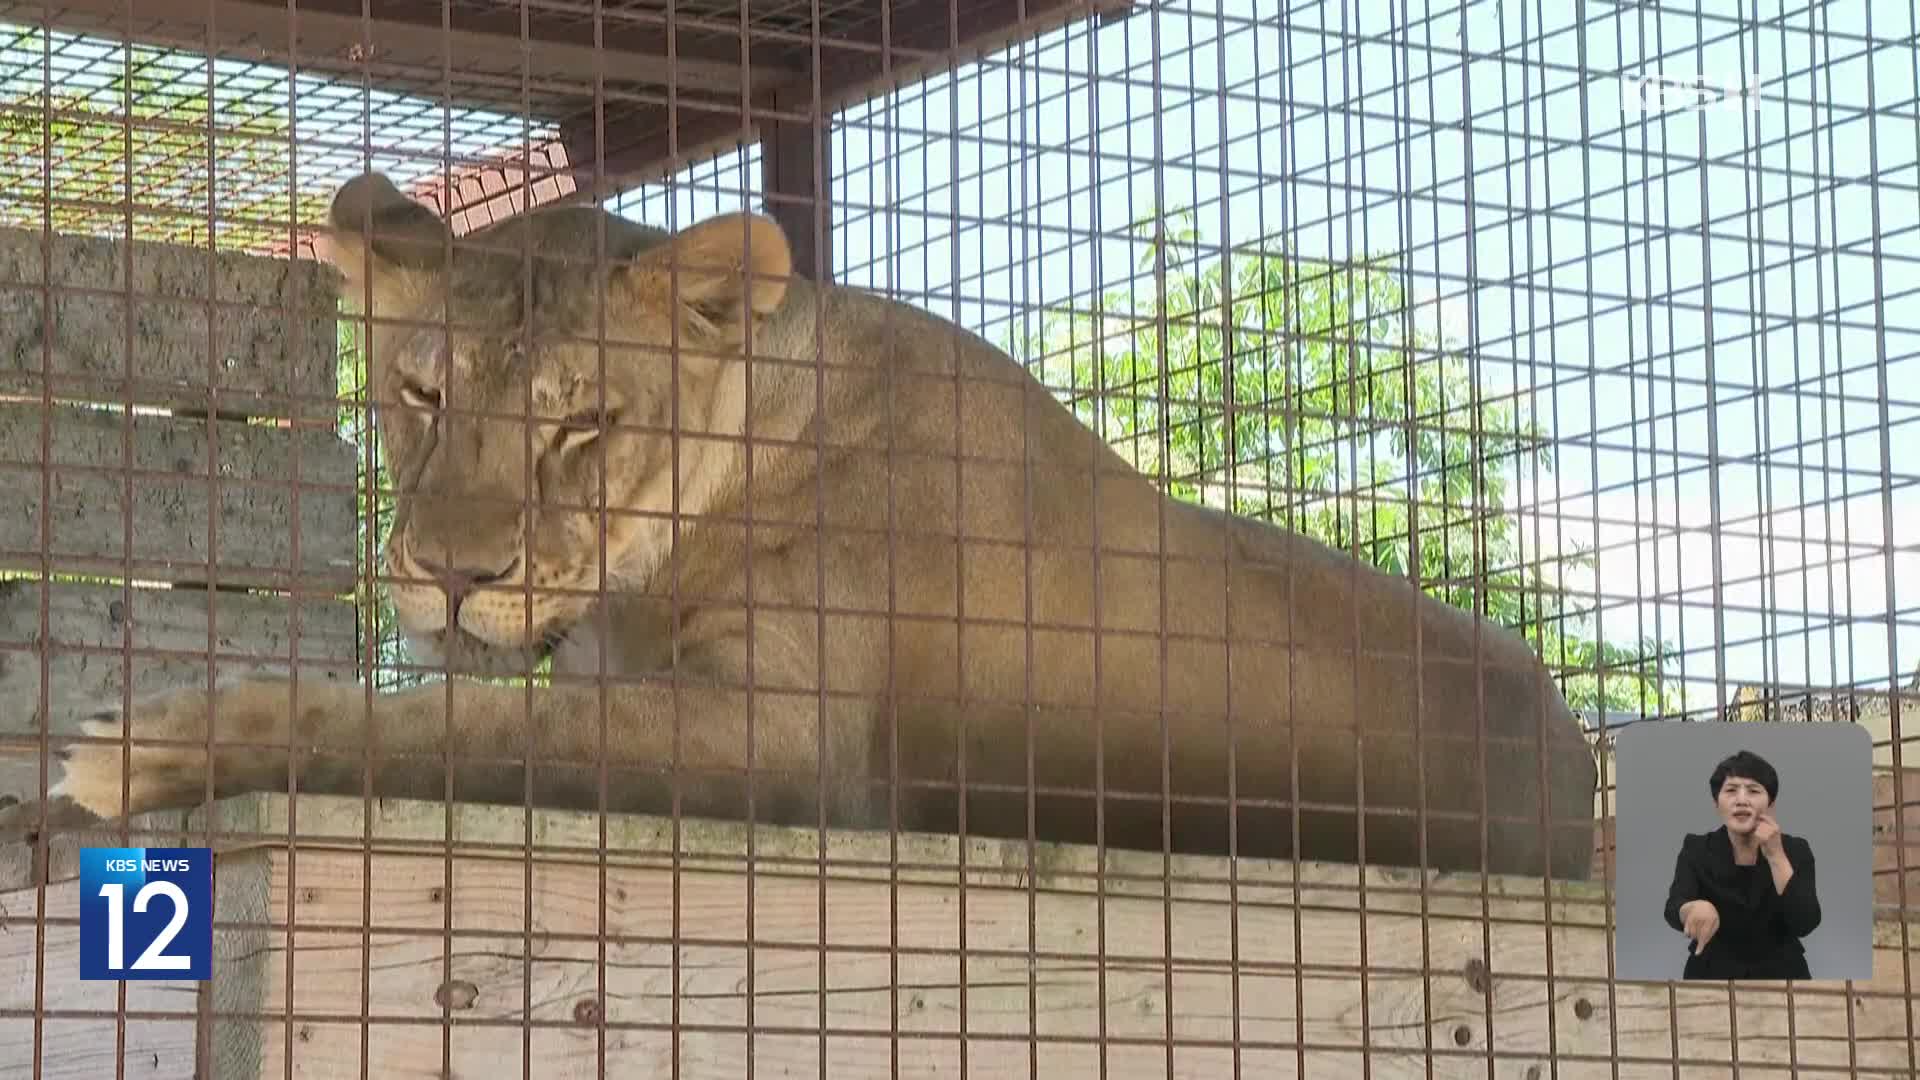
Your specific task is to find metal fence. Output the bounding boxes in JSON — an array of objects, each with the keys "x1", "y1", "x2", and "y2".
[{"x1": 0, "y1": 0, "x2": 1914, "y2": 1076}]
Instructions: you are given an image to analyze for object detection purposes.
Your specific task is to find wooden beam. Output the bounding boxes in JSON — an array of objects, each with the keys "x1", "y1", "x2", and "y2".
[
  {"x1": 545, "y1": 1, "x2": 1131, "y2": 229},
  {"x1": 814, "y1": 0, "x2": 1136, "y2": 116},
  {"x1": 555, "y1": 104, "x2": 760, "y2": 206},
  {"x1": 880, "y1": 0, "x2": 1133, "y2": 54},
  {"x1": 0, "y1": 792, "x2": 1915, "y2": 1077},
  {"x1": 761, "y1": 88, "x2": 831, "y2": 280},
  {"x1": 15, "y1": 0, "x2": 1125, "y2": 228},
  {"x1": 18, "y1": 0, "x2": 773, "y2": 102}
]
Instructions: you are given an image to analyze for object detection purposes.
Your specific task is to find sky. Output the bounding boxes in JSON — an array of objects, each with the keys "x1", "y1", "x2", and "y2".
[{"x1": 2, "y1": 1, "x2": 1914, "y2": 708}]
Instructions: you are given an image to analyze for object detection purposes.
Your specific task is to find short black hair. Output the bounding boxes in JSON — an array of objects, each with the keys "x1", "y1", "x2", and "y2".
[{"x1": 1709, "y1": 750, "x2": 1779, "y2": 804}]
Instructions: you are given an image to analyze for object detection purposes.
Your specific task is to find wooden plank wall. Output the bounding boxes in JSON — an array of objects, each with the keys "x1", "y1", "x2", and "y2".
[
  {"x1": 0, "y1": 221, "x2": 358, "y2": 826},
  {"x1": 0, "y1": 793, "x2": 1915, "y2": 1079}
]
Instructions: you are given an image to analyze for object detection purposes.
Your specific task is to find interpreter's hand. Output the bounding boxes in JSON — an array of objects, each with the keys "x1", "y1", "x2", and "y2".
[
  {"x1": 1679, "y1": 898, "x2": 1720, "y2": 954},
  {"x1": 1754, "y1": 810, "x2": 1784, "y2": 861}
]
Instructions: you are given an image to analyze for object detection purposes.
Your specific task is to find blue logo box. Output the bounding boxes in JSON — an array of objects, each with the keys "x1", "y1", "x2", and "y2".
[{"x1": 78, "y1": 847, "x2": 212, "y2": 981}]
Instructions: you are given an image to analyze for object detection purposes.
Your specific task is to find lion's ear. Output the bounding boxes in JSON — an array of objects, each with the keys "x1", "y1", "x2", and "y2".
[
  {"x1": 618, "y1": 212, "x2": 793, "y2": 343},
  {"x1": 324, "y1": 172, "x2": 451, "y2": 306}
]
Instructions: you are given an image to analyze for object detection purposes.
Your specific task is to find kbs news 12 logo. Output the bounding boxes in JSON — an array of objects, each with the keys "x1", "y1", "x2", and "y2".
[{"x1": 78, "y1": 847, "x2": 213, "y2": 981}]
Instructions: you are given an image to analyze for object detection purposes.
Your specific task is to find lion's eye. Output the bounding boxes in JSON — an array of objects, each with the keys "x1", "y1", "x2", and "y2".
[{"x1": 399, "y1": 382, "x2": 442, "y2": 412}]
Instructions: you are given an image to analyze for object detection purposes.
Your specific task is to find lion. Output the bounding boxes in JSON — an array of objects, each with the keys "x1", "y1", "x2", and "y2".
[{"x1": 2, "y1": 172, "x2": 1598, "y2": 880}]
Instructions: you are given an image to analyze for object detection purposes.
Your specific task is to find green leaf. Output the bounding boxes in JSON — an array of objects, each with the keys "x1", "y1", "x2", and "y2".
[{"x1": 1007, "y1": 209, "x2": 1685, "y2": 715}]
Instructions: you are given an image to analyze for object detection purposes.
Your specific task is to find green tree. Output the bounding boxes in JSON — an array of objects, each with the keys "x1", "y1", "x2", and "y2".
[{"x1": 1006, "y1": 211, "x2": 1683, "y2": 716}]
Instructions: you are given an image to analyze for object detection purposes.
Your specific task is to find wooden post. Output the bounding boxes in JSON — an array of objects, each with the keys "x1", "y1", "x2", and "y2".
[{"x1": 762, "y1": 89, "x2": 831, "y2": 281}]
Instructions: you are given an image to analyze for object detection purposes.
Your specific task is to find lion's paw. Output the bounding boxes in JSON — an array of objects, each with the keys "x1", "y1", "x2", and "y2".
[{"x1": 49, "y1": 698, "x2": 215, "y2": 820}]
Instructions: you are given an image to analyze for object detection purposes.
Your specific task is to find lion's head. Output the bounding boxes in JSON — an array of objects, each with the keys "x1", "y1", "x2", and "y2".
[{"x1": 323, "y1": 172, "x2": 793, "y2": 675}]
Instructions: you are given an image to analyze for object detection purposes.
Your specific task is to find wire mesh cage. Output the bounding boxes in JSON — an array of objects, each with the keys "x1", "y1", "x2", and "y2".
[{"x1": 0, "y1": 0, "x2": 1914, "y2": 1076}]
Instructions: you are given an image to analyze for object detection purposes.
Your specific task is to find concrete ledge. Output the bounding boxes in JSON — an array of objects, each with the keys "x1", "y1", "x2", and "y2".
[
  {"x1": 0, "y1": 226, "x2": 340, "y2": 419},
  {"x1": 0, "y1": 403, "x2": 359, "y2": 588}
]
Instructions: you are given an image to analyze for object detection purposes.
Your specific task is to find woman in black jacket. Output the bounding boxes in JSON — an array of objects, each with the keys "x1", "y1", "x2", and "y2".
[{"x1": 1663, "y1": 749, "x2": 1821, "y2": 980}]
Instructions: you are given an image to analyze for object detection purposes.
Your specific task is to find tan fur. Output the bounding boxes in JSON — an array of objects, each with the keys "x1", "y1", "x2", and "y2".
[{"x1": 9, "y1": 173, "x2": 1598, "y2": 879}]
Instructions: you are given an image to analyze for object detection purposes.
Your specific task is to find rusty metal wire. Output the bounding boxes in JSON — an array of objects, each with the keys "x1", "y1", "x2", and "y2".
[{"x1": 0, "y1": 0, "x2": 1914, "y2": 1077}]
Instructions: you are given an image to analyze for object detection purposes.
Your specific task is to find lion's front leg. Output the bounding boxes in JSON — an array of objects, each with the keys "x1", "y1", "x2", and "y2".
[
  {"x1": 49, "y1": 679, "x2": 354, "y2": 820},
  {"x1": 38, "y1": 673, "x2": 876, "y2": 831}
]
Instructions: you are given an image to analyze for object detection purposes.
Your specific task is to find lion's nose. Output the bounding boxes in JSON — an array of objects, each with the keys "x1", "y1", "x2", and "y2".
[{"x1": 413, "y1": 553, "x2": 519, "y2": 619}]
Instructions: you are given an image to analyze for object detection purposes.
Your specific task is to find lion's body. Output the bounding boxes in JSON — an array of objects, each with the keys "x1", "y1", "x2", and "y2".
[{"x1": 17, "y1": 180, "x2": 1598, "y2": 882}]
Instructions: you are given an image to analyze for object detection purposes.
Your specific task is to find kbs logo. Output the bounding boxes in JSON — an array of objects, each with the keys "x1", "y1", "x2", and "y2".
[
  {"x1": 78, "y1": 847, "x2": 212, "y2": 981},
  {"x1": 1619, "y1": 72, "x2": 1764, "y2": 116}
]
